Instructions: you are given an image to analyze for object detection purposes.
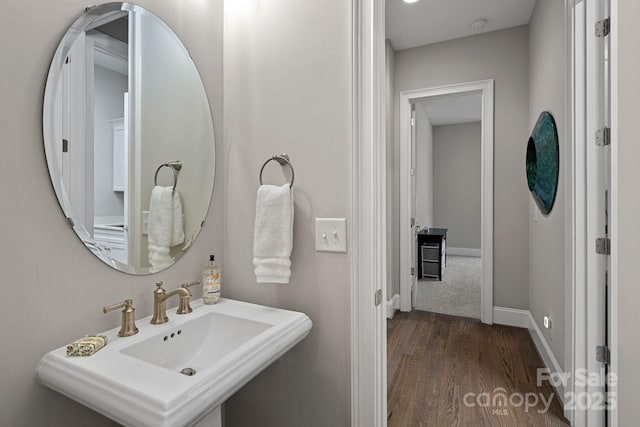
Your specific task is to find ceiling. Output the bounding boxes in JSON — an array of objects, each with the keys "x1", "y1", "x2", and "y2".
[
  {"x1": 386, "y1": 0, "x2": 537, "y2": 51},
  {"x1": 417, "y1": 93, "x2": 482, "y2": 126}
]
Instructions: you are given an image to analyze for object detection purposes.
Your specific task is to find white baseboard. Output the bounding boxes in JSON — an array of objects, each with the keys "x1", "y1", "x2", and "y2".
[
  {"x1": 527, "y1": 311, "x2": 565, "y2": 402},
  {"x1": 447, "y1": 247, "x2": 481, "y2": 257},
  {"x1": 386, "y1": 293, "x2": 400, "y2": 319},
  {"x1": 492, "y1": 306, "x2": 530, "y2": 328},
  {"x1": 493, "y1": 307, "x2": 565, "y2": 403}
]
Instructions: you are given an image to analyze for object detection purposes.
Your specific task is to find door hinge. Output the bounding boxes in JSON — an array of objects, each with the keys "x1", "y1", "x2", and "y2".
[
  {"x1": 410, "y1": 168, "x2": 415, "y2": 176},
  {"x1": 62, "y1": 139, "x2": 69, "y2": 153},
  {"x1": 411, "y1": 117, "x2": 415, "y2": 126},
  {"x1": 374, "y1": 289, "x2": 382, "y2": 306},
  {"x1": 596, "y1": 345, "x2": 611, "y2": 365},
  {"x1": 66, "y1": 217, "x2": 75, "y2": 227},
  {"x1": 595, "y1": 18, "x2": 610, "y2": 37},
  {"x1": 410, "y1": 267, "x2": 415, "y2": 276},
  {"x1": 596, "y1": 127, "x2": 610, "y2": 146},
  {"x1": 596, "y1": 237, "x2": 611, "y2": 255},
  {"x1": 410, "y1": 217, "x2": 415, "y2": 227}
]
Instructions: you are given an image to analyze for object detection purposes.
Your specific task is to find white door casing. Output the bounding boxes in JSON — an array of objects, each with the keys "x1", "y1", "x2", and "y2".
[
  {"x1": 584, "y1": 0, "x2": 612, "y2": 426},
  {"x1": 351, "y1": 0, "x2": 387, "y2": 425},
  {"x1": 398, "y1": 80, "x2": 494, "y2": 325},
  {"x1": 410, "y1": 107, "x2": 418, "y2": 307}
]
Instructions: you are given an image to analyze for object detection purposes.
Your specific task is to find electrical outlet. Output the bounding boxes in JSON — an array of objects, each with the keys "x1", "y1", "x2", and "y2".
[
  {"x1": 543, "y1": 316, "x2": 552, "y2": 329},
  {"x1": 315, "y1": 218, "x2": 347, "y2": 253}
]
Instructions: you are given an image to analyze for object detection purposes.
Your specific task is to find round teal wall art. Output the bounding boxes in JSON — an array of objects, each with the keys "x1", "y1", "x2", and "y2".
[{"x1": 526, "y1": 111, "x2": 559, "y2": 215}]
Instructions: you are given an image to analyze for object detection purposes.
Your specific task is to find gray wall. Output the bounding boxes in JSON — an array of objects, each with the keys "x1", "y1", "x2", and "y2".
[
  {"x1": 0, "y1": 1, "x2": 223, "y2": 425},
  {"x1": 414, "y1": 102, "x2": 434, "y2": 230},
  {"x1": 616, "y1": 0, "x2": 640, "y2": 422},
  {"x1": 528, "y1": 0, "x2": 566, "y2": 371},
  {"x1": 394, "y1": 26, "x2": 530, "y2": 309},
  {"x1": 223, "y1": 1, "x2": 352, "y2": 426},
  {"x1": 433, "y1": 122, "x2": 482, "y2": 249},
  {"x1": 386, "y1": 40, "x2": 400, "y2": 298}
]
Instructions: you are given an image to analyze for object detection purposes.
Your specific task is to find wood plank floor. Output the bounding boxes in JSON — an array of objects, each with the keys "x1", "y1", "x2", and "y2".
[{"x1": 387, "y1": 311, "x2": 570, "y2": 427}]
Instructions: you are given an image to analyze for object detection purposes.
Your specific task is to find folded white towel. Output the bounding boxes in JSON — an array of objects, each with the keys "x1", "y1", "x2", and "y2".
[
  {"x1": 148, "y1": 186, "x2": 185, "y2": 268},
  {"x1": 253, "y1": 183, "x2": 294, "y2": 284}
]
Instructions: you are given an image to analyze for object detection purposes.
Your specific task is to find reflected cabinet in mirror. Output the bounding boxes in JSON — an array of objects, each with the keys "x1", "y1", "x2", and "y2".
[{"x1": 43, "y1": 3, "x2": 215, "y2": 274}]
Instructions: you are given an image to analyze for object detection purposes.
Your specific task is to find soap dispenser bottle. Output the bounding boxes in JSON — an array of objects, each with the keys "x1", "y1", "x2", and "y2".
[{"x1": 202, "y1": 255, "x2": 221, "y2": 304}]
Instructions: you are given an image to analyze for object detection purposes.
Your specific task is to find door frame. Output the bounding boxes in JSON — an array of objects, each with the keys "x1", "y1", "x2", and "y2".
[
  {"x1": 351, "y1": 0, "x2": 608, "y2": 426},
  {"x1": 608, "y1": 1, "x2": 619, "y2": 426},
  {"x1": 351, "y1": 0, "x2": 387, "y2": 425},
  {"x1": 399, "y1": 80, "x2": 494, "y2": 324},
  {"x1": 582, "y1": 0, "x2": 615, "y2": 426},
  {"x1": 569, "y1": 0, "x2": 586, "y2": 424}
]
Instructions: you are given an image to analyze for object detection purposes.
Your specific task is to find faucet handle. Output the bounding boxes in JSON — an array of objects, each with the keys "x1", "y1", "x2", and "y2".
[
  {"x1": 154, "y1": 281, "x2": 166, "y2": 298},
  {"x1": 177, "y1": 281, "x2": 200, "y2": 314},
  {"x1": 175, "y1": 281, "x2": 198, "y2": 315},
  {"x1": 103, "y1": 299, "x2": 139, "y2": 337},
  {"x1": 181, "y1": 281, "x2": 201, "y2": 295}
]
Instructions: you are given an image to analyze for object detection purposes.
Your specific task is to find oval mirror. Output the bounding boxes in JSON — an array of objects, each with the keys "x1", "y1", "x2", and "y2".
[{"x1": 43, "y1": 3, "x2": 216, "y2": 274}]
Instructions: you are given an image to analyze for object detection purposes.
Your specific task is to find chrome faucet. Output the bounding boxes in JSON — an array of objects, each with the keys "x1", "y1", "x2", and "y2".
[{"x1": 151, "y1": 281, "x2": 192, "y2": 324}]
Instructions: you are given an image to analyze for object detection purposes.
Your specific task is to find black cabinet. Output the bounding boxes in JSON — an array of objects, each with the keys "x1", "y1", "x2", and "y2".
[{"x1": 417, "y1": 228, "x2": 447, "y2": 281}]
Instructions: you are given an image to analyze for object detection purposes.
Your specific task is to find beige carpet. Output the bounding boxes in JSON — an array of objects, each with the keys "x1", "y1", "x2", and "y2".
[{"x1": 414, "y1": 255, "x2": 481, "y2": 319}]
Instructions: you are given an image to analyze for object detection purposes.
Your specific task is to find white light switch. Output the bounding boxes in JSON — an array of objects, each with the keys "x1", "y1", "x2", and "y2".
[{"x1": 315, "y1": 218, "x2": 347, "y2": 253}]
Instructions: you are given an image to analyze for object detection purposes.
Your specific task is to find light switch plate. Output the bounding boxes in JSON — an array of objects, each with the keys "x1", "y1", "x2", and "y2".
[{"x1": 315, "y1": 218, "x2": 347, "y2": 253}]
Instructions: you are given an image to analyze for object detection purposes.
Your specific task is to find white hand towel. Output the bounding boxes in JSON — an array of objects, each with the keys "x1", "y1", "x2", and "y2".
[
  {"x1": 253, "y1": 183, "x2": 294, "y2": 284},
  {"x1": 148, "y1": 186, "x2": 185, "y2": 268}
]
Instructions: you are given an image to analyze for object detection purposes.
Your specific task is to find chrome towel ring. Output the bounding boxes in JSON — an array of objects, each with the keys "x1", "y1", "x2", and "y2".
[
  {"x1": 259, "y1": 153, "x2": 295, "y2": 188},
  {"x1": 154, "y1": 160, "x2": 182, "y2": 193}
]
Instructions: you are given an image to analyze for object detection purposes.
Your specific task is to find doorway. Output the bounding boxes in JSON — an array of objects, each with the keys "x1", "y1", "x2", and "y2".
[
  {"x1": 399, "y1": 81, "x2": 494, "y2": 323},
  {"x1": 413, "y1": 94, "x2": 481, "y2": 318},
  {"x1": 351, "y1": 0, "x2": 614, "y2": 426}
]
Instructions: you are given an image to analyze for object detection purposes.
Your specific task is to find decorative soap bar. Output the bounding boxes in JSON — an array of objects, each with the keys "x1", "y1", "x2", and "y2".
[{"x1": 66, "y1": 335, "x2": 108, "y2": 357}]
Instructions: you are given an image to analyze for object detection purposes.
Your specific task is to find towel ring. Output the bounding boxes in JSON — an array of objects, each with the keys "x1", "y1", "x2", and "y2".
[
  {"x1": 154, "y1": 161, "x2": 182, "y2": 193},
  {"x1": 259, "y1": 153, "x2": 295, "y2": 187}
]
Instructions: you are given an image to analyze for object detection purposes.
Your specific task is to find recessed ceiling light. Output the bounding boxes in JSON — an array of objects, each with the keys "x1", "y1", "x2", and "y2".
[
  {"x1": 403, "y1": 0, "x2": 420, "y2": 4},
  {"x1": 471, "y1": 18, "x2": 488, "y2": 30}
]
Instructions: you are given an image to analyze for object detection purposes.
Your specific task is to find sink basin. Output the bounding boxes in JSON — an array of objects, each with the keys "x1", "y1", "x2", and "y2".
[
  {"x1": 121, "y1": 311, "x2": 272, "y2": 372},
  {"x1": 37, "y1": 298, "x2": 312, "y2": 427}
]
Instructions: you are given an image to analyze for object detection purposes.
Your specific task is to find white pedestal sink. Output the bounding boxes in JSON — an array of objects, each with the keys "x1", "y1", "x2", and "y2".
[{"x1": 37, "y1": 298, "x2": 312, "y2": 427}]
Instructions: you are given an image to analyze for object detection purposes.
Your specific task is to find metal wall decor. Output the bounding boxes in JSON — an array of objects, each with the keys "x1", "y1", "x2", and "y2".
[{"x1": 526, "y1": 111, "x2": 559, "y2": 215}]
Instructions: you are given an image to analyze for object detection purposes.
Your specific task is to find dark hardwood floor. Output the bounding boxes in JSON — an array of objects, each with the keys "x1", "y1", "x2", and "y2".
[{"x1": 387, "y1": 310, "x2": 570, "y2": 427}]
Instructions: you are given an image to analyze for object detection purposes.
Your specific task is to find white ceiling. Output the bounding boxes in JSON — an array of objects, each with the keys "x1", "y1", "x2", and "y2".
[
  {"x1": 417, "y1": 93, "x2": 482, "y2": 126},
  {"x1": 386, "y1": 0, "x2": 537, "y2": 51}
]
